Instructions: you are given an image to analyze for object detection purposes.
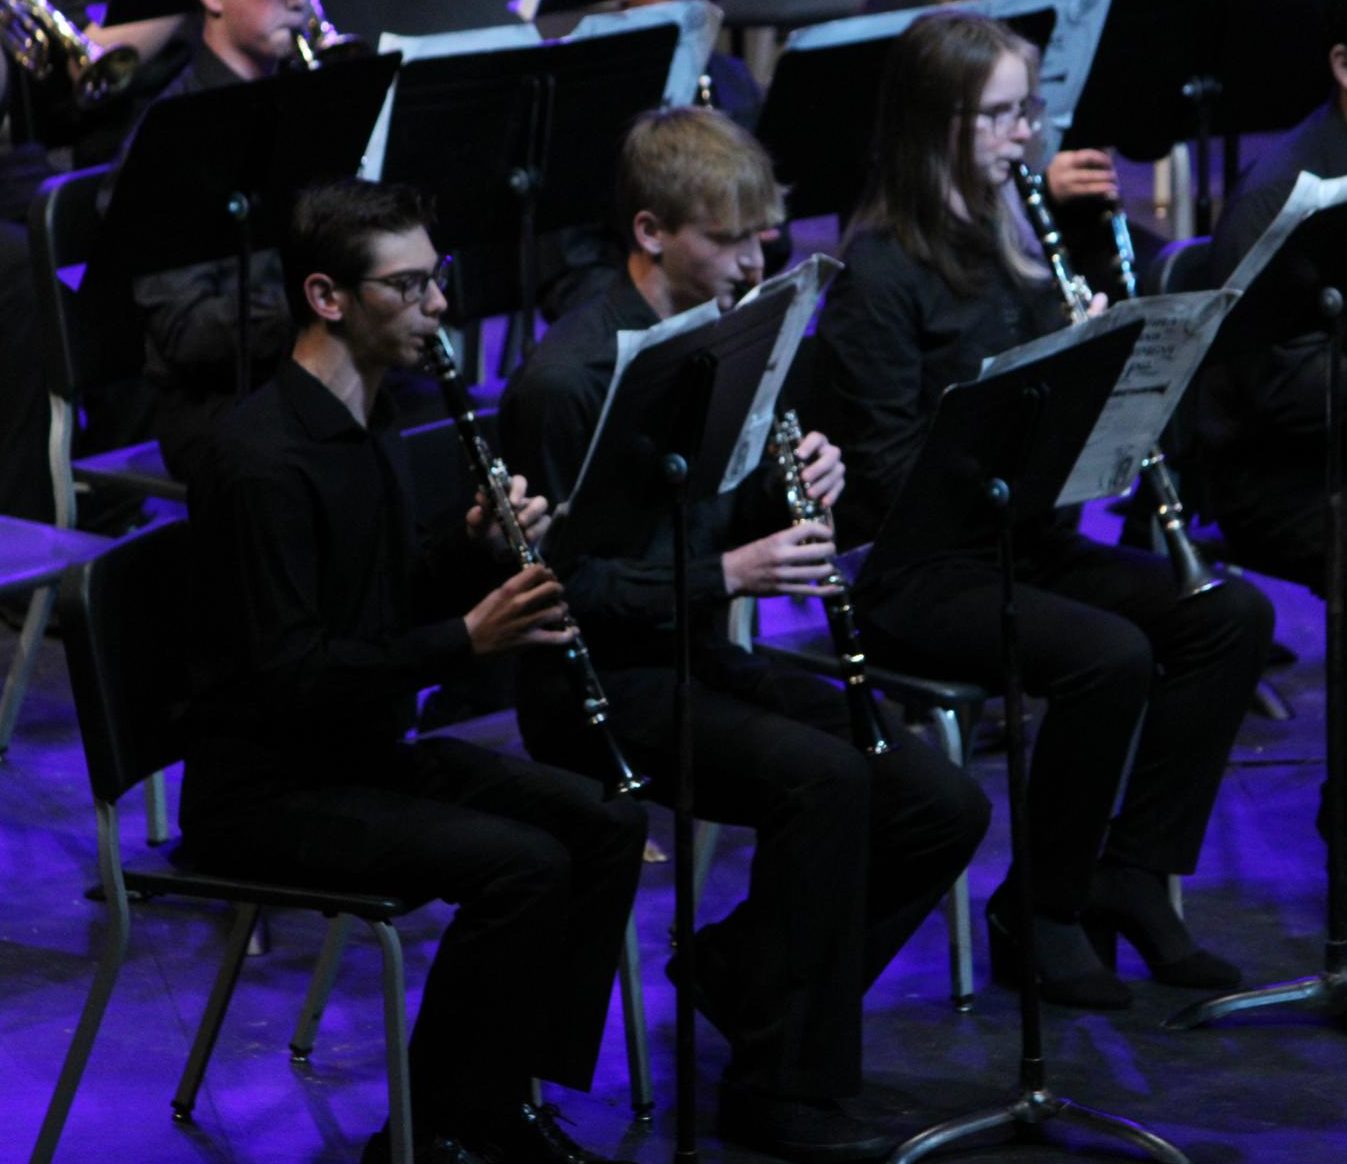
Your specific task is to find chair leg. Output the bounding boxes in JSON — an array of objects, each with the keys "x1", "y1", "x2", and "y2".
[
  {"x1": 171, "y1": 903, "x2": 261, "y2": 1121},
  {"x1": 290, "y1": 913, "x2": 354, "y2": 1060},
  {"x1": 928, "y1": 707, "x2": 975, "y2": 1010},
  {"x1": 29, "y1": 866, "x2": 132, "y2": 1164},
  {"x1": 1168, "y1": 874, "x2": 1183, "y2": 919},
  {"x1": 618, "y1": 911, "x2": 654, "y2": 1119},
  {"x1": 144, "y1": 770, "x2": 169, "y2": 846},
  {"x1": 690, "y1": 819, "x2": 721, "y2": 919},
  {"x1": 0, "y1": 585, "x2": 56, "y2": 756},
  {"x1": 367, "y1": 919, "x2": 413, "y2": 1164}
]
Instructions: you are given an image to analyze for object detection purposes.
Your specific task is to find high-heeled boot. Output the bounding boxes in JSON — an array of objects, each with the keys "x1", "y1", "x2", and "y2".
[
  {"x1": 986, "y1": 886, "x2": 1133, "y2": 1010},
  {"x1": 1083, "y1": 860, "x2": 1241, "y2": 989}
]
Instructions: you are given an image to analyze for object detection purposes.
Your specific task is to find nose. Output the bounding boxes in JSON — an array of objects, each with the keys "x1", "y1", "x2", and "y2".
[
  {"x1": 424, "y1": 279, "x2": 449, "y2": 317},
  {"x1": 1009, "y1": 112, "x2": 1035, "y2": 144},
  {"x1": 740, "y1": 232, "x2": 765, "y2": 275}
]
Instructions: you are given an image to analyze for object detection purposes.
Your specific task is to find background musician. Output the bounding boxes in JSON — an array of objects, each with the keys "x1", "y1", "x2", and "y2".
[
  {"x1": 182, "y1": 175, "x2": 644, "y2": 1164},
  {"x1": 813, "y1": 12, "x2": 1273, "y2": 1009},
  {"x1": 124, "y1": 0, "x2": 308, "y2": 484},
  {"x1": 501, "y1": 105, "x2": 990, "y2": 1164},
  {"x1": 0, "y1": 3, "x2": 188, "y2": 528},
  {"x1": 1193, "y1": 0, "x2": 1347, "y2": 596}
]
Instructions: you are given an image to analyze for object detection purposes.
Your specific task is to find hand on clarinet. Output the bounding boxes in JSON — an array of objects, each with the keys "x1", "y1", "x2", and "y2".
[
  {"x1": 466, "y1": 473, "x2": 552, "y2": 559},
  {"x1": 464, "y1": 564, "x2": 575, "y2": 656},
  {"x1": 792, "y1": 429, "x2": 846, "y2": 508},
  {"x1": 722, "y1": 522, "x2": 843, "y2": 598},
  {"x1": 1045, "y1": 149, "x2": 1119, "y2": 203}
]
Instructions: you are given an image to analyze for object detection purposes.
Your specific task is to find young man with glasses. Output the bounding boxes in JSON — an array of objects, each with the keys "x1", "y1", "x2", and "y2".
[{"x1": 182, "y1": 176, "x2": 646, "y2": 1164}]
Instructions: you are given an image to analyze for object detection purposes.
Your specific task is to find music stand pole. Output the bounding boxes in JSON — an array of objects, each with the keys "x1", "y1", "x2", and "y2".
[
  {"x1": 893, "y1": 386, "x2": 1188, "y2": 1164},
  {"x1": 1167, "y1": 286, "x2": 1347, "y2": 1029}
]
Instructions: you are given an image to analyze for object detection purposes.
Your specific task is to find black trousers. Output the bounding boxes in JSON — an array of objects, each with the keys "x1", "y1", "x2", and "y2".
[
  {"x1": 516, "y1": 640, "x2": 991, "y2": 1101},
  {"x1": 857, "y1": 528, "x2": 1275, "y2": 920},
  {"x1": 184, "y1": 735, "x2": 645, "y2": 1138}
]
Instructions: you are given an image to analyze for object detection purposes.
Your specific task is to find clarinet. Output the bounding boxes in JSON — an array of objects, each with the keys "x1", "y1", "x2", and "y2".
[
  {"x1": 421, "y1": 330, "x2": 648, "y2": 798},
  {"x1": 772, "y1": 410, "x2": 891, "y2": 755},
  {"x1": 1012, "y1": 162, "x2": 1221, "y2": 599}
]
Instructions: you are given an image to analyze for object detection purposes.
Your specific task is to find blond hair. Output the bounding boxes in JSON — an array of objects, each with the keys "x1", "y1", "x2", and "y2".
[{"x1": 616, "y1": 106, "x2": 785, "y2": 245}]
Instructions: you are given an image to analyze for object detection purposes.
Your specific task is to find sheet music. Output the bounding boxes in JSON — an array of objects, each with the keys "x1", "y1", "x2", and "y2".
[
  {"x1": 363, "y1": 24, "x2": 543, "y2": 180},
  {"x1": 569, "y1": 1, "x2": 722, "y2": 107},
  {"x1": 1226, "y1": 170, "x2": 1347, "y2": 294},
  {"x1": 568, "y1": 254, "x2": 833, "y2": 507},
  {"x1": 980, "y1": 290, "x2": 1238, "y2": 505},
  {"x1": 783, "y1": 0, "x2": 1109, "y2": 158},
  {"x1": 729, "y1": 253, "x2": 843, "y2": 493}
]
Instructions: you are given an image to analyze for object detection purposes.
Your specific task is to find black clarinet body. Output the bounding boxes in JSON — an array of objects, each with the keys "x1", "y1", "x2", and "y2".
[
  {"x1": 772, "y1": 410, "x2": 891, "y2": 756},
  {"x1": 422, "y1": 330, "x2": 647, "y2": 797}
]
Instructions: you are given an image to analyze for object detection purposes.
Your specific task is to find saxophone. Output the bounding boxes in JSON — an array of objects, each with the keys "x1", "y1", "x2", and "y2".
[
  {"x1": 1012, "y1": 162, "x2": 1221, "y2": 599},
  {"x1": 772, "y1": 410, "x2": 891, "y2": 755},
  {"x1": 421, "y1": 330, "x2": 648, "y2": 798}
]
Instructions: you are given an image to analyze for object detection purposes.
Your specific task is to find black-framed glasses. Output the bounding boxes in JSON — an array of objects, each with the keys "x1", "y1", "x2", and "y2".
[
  {"x1": 971, "y1": 95, "x2": 1046, "y2": 136},
  {"x1": 357, "y1": 253, "x2": 453, "y2": 305}
]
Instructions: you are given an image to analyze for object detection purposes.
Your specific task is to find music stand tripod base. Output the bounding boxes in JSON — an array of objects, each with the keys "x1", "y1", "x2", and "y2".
[
  {"x1": 1164, "y1": 963, "x2": 1347, "y2": 1031},
  {"x1": 893, "y1": 1087, "x2": 1190, "y2": 1164}
]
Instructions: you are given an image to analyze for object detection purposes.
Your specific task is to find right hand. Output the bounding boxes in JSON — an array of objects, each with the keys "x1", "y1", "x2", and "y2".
[
  {"x1": 1045, "y1": 149, "x2": 1119, "y2": 203},
  {"x1": 464, "y1": 564, "x2": 575, "y2": 656},
  {"x1": 722, "y1": 521, "x2": 842, "y2": 597}
]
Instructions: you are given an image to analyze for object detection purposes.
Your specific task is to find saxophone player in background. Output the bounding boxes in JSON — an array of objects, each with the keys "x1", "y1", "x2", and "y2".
[
  {"x1": 501, "y1": 104, "x2": 990, "y2": 1163},
  {"x1": 813, "y1": 11, "x2": 1273, "y2": 1010}
]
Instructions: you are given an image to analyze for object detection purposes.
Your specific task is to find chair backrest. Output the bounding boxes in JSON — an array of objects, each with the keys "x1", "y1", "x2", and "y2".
[
  {"x1": 1144, "y1": 235, "x2": 1214, "y2": 297},
  {"x1": 28, "y1": 166, "x2": 147, "y2": 406},
  {"x1": 59, "y1": 520, "x2": 192, "y2": 805}
]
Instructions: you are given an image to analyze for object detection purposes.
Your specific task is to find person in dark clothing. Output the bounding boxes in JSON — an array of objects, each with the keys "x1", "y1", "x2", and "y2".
[
  {"x1": 814, "y1": 12, "x2": 1274, "y2": 1011},
  {"x1": 183, "y1": 176, "x2": 645, "y2": 1164},
  {"x1": 502, "y1": 105, "x2": 991, "y2": 1164},
  {"x1": 125, "y1": 0, "x2": 302, "y2": 483},
  {"x1": 1195, "y1": 3, "x2": 1347, "y2": 594}
]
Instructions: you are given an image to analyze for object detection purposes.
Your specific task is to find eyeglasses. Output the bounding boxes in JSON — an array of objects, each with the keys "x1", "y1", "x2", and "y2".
[
  {"x1": 357, "y1": 254, "x2": 453, "y2": 305},
  {"x1": 971, "y1": 95, "x2": 1046, "y2": 136}
]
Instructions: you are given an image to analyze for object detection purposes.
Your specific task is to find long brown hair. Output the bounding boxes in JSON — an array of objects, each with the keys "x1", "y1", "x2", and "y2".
[{"x1": 850, "y1": 11, "x2": 1043, "y2": 295}]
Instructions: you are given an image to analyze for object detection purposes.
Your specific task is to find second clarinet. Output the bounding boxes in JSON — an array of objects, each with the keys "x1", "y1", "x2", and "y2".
[
  {"x1": 422, "y1": 330, "x2": 648, "y2": 798},
  {"x1": 772, "y1": 410, "x2": 891, "y2": 756}
]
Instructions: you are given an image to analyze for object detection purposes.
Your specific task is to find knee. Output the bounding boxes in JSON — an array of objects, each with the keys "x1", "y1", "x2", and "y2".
[
  {"x1": 1208, "y1": 575, "x2": 1276, "y2": 654},
  {"x1": 1053, "y1": 621, "x2": 1153, "y2": 708},
  {"x1": 591, "y1": 793, "x2": 648, "y2": 867}
]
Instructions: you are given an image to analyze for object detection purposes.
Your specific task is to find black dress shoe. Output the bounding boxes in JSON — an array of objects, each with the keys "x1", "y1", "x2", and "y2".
[
  {"x1": 466, "y1": 1101, "x2": 636, "y2": 1164},
  {"x1": 986, "y1": 897, "x2": 1133, "y2": 1010},
  {"x1": 360, "y1": 1127, "x2": 495, "y2": 1164},
  {"x1": 664, "y1": 928, "x2": 739, "y2": 1045},
  {"x1": 1084, "y1": 861, "x2": 1242, "y2": 990},
  {"x1": 718, "y1": 1083, "x2": 900, "y2": 1163}
]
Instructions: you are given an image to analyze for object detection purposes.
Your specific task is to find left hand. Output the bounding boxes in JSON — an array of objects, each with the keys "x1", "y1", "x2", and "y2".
[
  {"x1": 793, "y1": 430, "x2": 846, "y2": 508},
  {"x1": 466, "y1": 474, "x2": 551, "y2": 559},
  {"x1": 1045, "y1": 149, "x2": 1119, "y2": 203}
]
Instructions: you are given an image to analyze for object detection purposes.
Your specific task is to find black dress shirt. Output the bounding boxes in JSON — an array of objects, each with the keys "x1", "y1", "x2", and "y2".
[
  {"x1": 183, "y1": 359, "x2": 496, "y2": 827},
  {"x1": 814, "y1": 226, "x2": 1064, "y2": 546}
]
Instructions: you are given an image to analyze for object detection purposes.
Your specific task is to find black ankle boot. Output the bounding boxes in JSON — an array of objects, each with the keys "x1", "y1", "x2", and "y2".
[
  {"x1": 986, "y1": 889, "x2": 1132, "y2": 1010},
  {"x1": 1084, "y1": 861, "x2": 1241, "y2": 989}
]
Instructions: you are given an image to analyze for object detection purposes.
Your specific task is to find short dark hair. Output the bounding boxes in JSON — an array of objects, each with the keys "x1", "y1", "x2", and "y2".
[{"x1": 282, "y1": 178, "x2": 437, "y2": 323}]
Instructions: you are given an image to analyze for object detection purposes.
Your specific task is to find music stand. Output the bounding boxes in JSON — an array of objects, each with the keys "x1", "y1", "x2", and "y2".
[
  {"x1": 552, "y1": 279, "x2": 806, "y2": 1164},
  {"x1": 859, "y1": 318, "x2": 1194, "y2": 1164},
  {"x1": 101, "y1": 0, "x2": 197, "y2": 21},
  {"x1": 318, "y1": 0, "x2": 524, "y2": 38},
  {"x1": 86, "y1": 54, "x2": 401, "y2": 397},
  {"x1": 1064, "y1": 0, "x2": 1327, "y2": 231},
  {"x1": 374, "y1": 26, "x2": 676, "y2": 335},
  {"x1": 1165, "y1": 196, "x2": 1347, "y2": 1031}
]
